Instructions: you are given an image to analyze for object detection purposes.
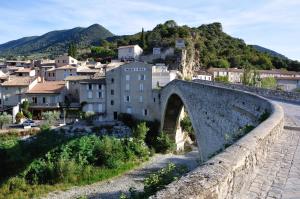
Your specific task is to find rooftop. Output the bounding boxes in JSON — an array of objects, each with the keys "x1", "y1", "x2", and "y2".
[
  {"x1": 1, "y1": 76, "x2": 36, "y2": 87},
  {"x1": 27, "y1": 81, "x2": 65, "y2": 94},
  {"x1": 15, "y1": 68, "x2": 34, "y2": 73},
  {"x1": 118, "y1": 45, "x2": 140, "y2": 49},
  {"x1": 64, "y1": 75, "x2": 90, "y2": 81},
  {"x1": 56, "y1": 65, "x2": 77, "y2": 70}
]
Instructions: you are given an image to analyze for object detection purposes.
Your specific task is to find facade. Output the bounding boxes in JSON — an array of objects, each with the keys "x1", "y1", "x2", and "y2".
[
  {"x1": 14, "y1": 68, "x2": 36, "y2": 77},
  {"x1": 152, "y1": 64, "x2": 177, "y2": 88},
  {"x1": 55, "y1": 54, "x2": 78, "y2": 67},
  {"x1": 192, "y1": 71, "x2": 213, "y2": 81},
  {"x1": 1, "y1": 76, "x2": 38, "y2": 108},
  {"x1": 65, "y1": 76, "x2": 90, "y2": 102},
  {"x1": 53, "y1": 65, "x2": 77, "y2": 81},
  {"x1": 105, "y1": 62, "x2": 164, "y2": 121},
  {"x1": 276, "y1": 77, "x2": 300, "y2": 91},
  {"x1": 118, "y1": 45, "x2": 143, "y2": 61},
  {"x1": 79, "y1": 78, "x2": 106, "y2": 120},
  {"x1": 25, "y1": 81, "x2": 66, "y2": 118}
]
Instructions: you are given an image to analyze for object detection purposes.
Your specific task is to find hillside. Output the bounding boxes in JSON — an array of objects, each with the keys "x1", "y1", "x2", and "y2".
[
  {"x1": 89, "y1": 20, "x2": 299, "y2": 72},
  {"x1": 0, "y1": 24, "x2": 113, "y2": 58},
  {"x1": 250, "y1": 45, "x2": 287, "y2": 59}
]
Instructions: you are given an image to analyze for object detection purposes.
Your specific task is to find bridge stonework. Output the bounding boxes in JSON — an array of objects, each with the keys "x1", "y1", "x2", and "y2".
[{"x1": 155, "y1": 80, "x2": 284, "y2": 199}]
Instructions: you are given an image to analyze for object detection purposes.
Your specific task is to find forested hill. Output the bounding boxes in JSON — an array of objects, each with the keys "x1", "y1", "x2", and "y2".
[
  {"x1": 91, "y1": 20, "x2": 299, "y2": 71},
  {"x1": 0, "y1": 24, "x2": 113, "y2": 58}
]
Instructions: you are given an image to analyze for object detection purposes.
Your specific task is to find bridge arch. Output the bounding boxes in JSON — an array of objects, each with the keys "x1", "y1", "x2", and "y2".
[
  {"x1": 161, "y1": 93, "x2": 201, "y2": 160},
  {"x1": 160, "y1": 80, "x2": 272, "y2": 162}
]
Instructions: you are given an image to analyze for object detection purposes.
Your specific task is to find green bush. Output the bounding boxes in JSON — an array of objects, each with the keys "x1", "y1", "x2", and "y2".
[
  {"x1": 155, "y1": 132, "x2": 175, "y2": 153},
  {"x1": 123, "y1": 163, "x2": 188, "y2": 199},
  {"x1": 132, "y1": 122, "x2": 149, "y2": 141}
]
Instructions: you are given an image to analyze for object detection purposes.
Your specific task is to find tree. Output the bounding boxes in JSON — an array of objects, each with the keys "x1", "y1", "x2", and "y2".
[
  {"x1": 133, "y1": 122, "x2": 149, "y2": 141},
  {"x1": 140, "y1": 28, "x2": 146, "y2": 49},
  {"x1": 21, "y1": 100, "x2": 32, "y2": 119},
  {"x1": 42, "y1": 111, "x2": 60, "y2": 126},
  {"x1": 0, "y1": 112, "x2": 12, "y2": 129},
  {"x1": 261, "y1": 77, "x2": 277, "y2": 89},
  {"x1": 68, "y1": 43, "x2": 77, "y2": 58}
]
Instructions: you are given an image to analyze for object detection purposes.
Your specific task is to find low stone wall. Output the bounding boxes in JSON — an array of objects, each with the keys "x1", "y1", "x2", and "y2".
[
  {"x1": 153, "y1": 87, "x2": 284, "y2": 198},
  {"x1": 194, "y1": 79, "x2": 300, "y2": 104}
]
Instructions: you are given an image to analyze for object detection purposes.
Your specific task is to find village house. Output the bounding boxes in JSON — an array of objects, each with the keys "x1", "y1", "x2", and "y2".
[
  {"x1": 25, "y1": 81, "x2": 66, "y2": 118},
  {"x1": 79, "y1": 76, "x2": 106, "y2": 120},
  {"x1": 192, "y1": 70, "x2": 213, "y2": 81},
  {"x1": 118, "y1": 45, "x2": 143, "y2": 61},
  {"x1": 55, "y1": 54, "x2": 78, "y2": 67},
  {"x1": 0, "y1": 76, "x2": 38, "y2": 108},
  {"x1": 276, "y1": 77, "x2": 300, "y2": 91},
  {"x1": 105, "y1": 62, "x2": 175, "y2": 121},
  {"x1": 13, "y1": 68, "x2": 36, "y2": 77},
  {"x1": 65, "y1": 75, "x2": 90, "y2": 102}
]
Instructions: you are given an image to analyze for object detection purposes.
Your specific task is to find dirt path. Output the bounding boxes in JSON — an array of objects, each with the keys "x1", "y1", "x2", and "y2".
[{"x1": 43, "y1": 148, "x2": 200, "y2": 199}]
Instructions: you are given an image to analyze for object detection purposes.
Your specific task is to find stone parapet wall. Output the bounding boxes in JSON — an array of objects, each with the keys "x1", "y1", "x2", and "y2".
[
  {"x1": 193, "y1": 79, "x2": 300, "y2": 104},
  {"x1": 153, "y1": 80, "x2": 284, "y2": 199}
]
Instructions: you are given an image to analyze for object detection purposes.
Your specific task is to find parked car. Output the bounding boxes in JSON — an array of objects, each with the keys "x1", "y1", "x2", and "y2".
[{"x1": 22, "y1": 120, "x2": 38, "y2": 127}]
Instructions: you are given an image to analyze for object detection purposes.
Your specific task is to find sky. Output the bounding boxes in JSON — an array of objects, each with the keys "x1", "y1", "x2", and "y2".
[{"x1": 0, "y1": 0, "x2": 299, "y2": 60}]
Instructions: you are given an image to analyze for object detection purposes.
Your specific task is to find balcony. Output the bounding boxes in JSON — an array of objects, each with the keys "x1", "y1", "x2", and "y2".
[{"x1": 30, "y1": 102, "x2": 60, "y2": 109}]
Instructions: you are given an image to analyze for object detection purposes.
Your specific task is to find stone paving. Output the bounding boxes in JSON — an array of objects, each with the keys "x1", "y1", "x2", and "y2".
[{"x1": 243, "y1": 101, "x2": 300, "y2": 199}]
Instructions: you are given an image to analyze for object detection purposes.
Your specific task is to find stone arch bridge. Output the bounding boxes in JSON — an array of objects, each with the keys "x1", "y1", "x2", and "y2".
[
  {"x1": 154, "y1": 79, "x2": 284, "y2": 198},
  {"x1": 160, "y1": 80, "x2": 273, "y2": 162}
]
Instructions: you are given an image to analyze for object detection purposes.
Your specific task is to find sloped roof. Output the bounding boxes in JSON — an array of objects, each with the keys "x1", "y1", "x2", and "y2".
[
  {"x1": 26, "y1": 81, "x2": 65, "y2": 94},
  {"x1": 1, "y1": 76, "x2": 36, "y2": 86}
]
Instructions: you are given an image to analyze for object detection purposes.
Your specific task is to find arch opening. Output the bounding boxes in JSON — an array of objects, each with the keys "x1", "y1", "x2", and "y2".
[{"x1": 162, "y1": 94, "x2": 197, "y2": 152}]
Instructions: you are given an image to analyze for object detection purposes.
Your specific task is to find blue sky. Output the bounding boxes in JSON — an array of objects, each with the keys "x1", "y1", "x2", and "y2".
[{"x1": 0, "y1": 0, "x2": 299, "y2": 60}]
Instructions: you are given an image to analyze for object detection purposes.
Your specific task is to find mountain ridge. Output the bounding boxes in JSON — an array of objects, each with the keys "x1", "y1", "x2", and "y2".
[{"x1": 0, "y1": 24, "x2": 114, "y2": 58}]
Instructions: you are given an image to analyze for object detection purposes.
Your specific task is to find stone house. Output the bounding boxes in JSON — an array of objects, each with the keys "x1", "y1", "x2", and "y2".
[
  {"x1": 0, "y1": 76, "x2": 38, "y2": 108},
  {"x1": 55, "y1": 54, "x2": 78, "y2": 67},
  {"x1": 25, "y1": 81, "x2": 66, "y2": 118},
  {"x1": 118, "y1": 45, "x2": 143, "y2": 61},
  {"x1": 79, "y1": 77, "x2": 106, "y2": 120},
  {"x1": 105, "y1": 62, "x2": 173, "y2": 121},
  {"x1": 276, "y1": 77, "x2": 300, "y2": 91}
]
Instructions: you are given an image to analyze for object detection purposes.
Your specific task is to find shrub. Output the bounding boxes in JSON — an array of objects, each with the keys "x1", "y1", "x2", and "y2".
[
  {"x1": 0, "y1": 112, "x2": 12, "y2": 129},
  {"x1": 155, "y1": 132, "x2": 175, "y2": 153},
  {"x1": 15, "y1": 112, "x2": 25, "y2": 124},
  {"x1": 132, "y1": 122, "x2": 149, "y2": 141},
  {"x1": 42, "y1": 111, "x2": 60, "y2": 126}
]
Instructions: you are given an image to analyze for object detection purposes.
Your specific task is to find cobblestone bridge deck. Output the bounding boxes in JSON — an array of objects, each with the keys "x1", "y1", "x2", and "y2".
[{"x1": 243, "y1": 100, "x2": 300, "y2": 199}]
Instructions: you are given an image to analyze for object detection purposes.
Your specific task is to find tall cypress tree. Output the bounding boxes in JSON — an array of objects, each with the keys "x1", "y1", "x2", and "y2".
[{"x1": 140, "y1": 28, "x2": 146, "y2": 49}]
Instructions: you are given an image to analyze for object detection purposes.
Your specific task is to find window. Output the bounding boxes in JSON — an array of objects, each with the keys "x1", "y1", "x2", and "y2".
[
  {"x1": 125, "y1": 83, "x2": 130, "y2": 91},
  {"x1": 153, "y1": 98, "x2": 156, "y2": 103},
  {"x1": 143, "y1": 109, "x2": 148, "y2": 116},
  {"x1": 126, "y1": 107, "x2": 132, "y2": 114},
  {"x1": 125, "y1": 75, "x2": 130, "y2": 81},
  {"x1": 88, "y1": 104, "x2": 93, "y2": 112},
  {"x1": 88, "y1": 84, "x2": 92, "y2": 90},
  {"x1": 43, "y1": 97, "x2": 46, "y2": 103},
  {"x1": 124, "y1": 95, "x2": 130, "y2": 102},
  {"x1": 98, "y1": 91, "x2": 102, "y2": 98},
  {"x1": 139, "y1": 74, "x2": 146, "y2": 80},
  {"x1": 32, "y1": 97, "x2": 37, "y2": 104},
  {"x1": 111, "y1": 78, "x2": 114, "y2": 83},
  {"x1": 88, "y1": 91, "x2": 93, "y2": 99},
  {"x1": 139, "y1": 96, "x2": 143, "y2": 103},
  {"x1": 111, "y1": 100, "x2": 114, "y2": 105},
  {"x1": 98, "y1": 104, "x2": 103, "y2": 112},
  {"x1": 98, "y1": 84, "x2": 102, "y2": 90},
  {"x1": 111, "y1": 89, "x2": 114, "y2": 95},
  {"x1": 139, "y1": 83, "x2": 144, "y2": 92}
]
